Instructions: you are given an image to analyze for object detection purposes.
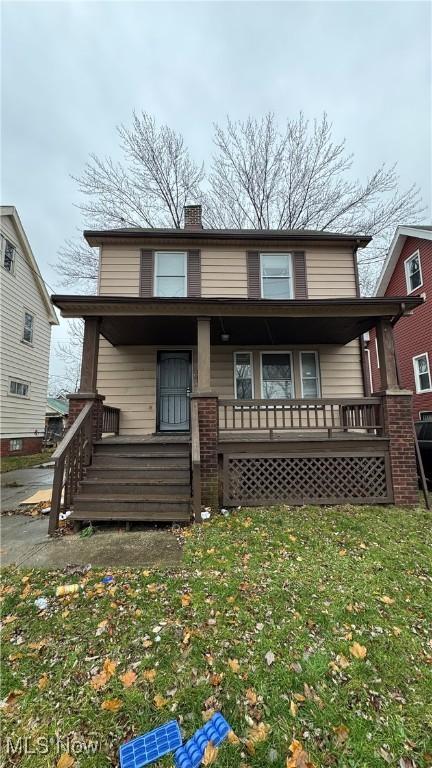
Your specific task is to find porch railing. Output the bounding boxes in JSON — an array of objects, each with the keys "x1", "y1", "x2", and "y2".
[
  {"x1": 190, "y1": 398, "x2": 202, "y2": 521},
  {"x1": 48, "y1": 402, "x2": 94, "y2": 535},
  {"x1": 218, "y1": 397, "x2": 384, "y2": 438},
  {"x1": 102, "y1": 405, "x2": 120, "y2": 435}
]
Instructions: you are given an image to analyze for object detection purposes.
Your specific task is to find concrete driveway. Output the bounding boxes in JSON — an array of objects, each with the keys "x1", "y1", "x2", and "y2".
[{"x1": 1, "y1": 465, "x2": 54, "y2": 512}]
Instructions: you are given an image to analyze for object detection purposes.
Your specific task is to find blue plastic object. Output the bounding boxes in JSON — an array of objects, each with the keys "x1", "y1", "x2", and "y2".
[
  {"x1": 174, "y1": 713, "x2": 231, "y2": 768},
  {"x1": 119, "y1": 720, "x2": 182, "y2": 768},
  {"x1": 101, "y1": 575, "x2": 114, "y2": 584}
]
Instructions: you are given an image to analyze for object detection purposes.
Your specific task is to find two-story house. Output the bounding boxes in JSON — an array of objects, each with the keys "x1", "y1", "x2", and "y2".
[
  {"x1": 49, "y1": 205, "x2": 422, "y2": 532},
  {"x1": 0, "y1": 207, "x2": 58, "y2": 457},
  {"x1": 367, "y1": 225, "x2": 432, "y2": 421}
]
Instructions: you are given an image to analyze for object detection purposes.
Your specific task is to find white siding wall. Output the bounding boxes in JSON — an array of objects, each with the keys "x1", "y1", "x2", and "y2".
[{"x1": 0, "y1": 215, "x2": 53, "y2": 438}]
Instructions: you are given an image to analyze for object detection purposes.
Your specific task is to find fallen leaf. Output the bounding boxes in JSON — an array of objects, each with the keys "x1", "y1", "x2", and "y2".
[
  {"x1": 247, "y1": 722, "x2": 270, "y2": 744},
  {"x1": 1, "y1": 689, "x2": 24, "y2": 710},
  {"x1": 154, "y1": 693, "x2": 169, "y2": 708},
  {"x1": 182, "y1": 631, "x2": 191, "y2": 646},
  {"x1": 393, "y1": 626, "x2": 402, "y2": 637},
  {"x1": 3, "y1": 615, "x2": 17, "y2": 624},
  {"x1": 101, "y1": 698, "x2": 122, "y2": 712},
  {"x1": 336, "y1": 654, "x2": 350, "y2": 669},
  {"x1": 143, "y1": 669, "x2": 157, "y2": 683},
  {"x1": 265, "y1": 651, "x2": 275, "y2": 666},
  {"x1": 202, "y1": 743, "x2": 218, "y2": 765},
  {"x1": 56, "y1": 755, "x2": 75, "y2": 768},
  {"x1": 339, "y1": 549, "x2": 347, "y2": 556},
  {"x1": 103, "y1": 659, "x2": 117, "y2": 679},
  {"x1": 120, "y1": 670, "x2": 137, "y2": 688},
  {"x1": 90, "y1": 671, "x2": 108, "y2": 690},
  {"x1": 290, "y1": 700, "x2": 298, "y2": 717},
  {"x1": 228, "y1": 658, "x2": 240, "y2": 673},
  {"x1": 349, "y1": 642, "x2": 367, "y2": 660},
  {"x1": 181, "y1": 594, "x2": 191, "y2": 607},
  {"x1": 246, "y1": 688, "x2": 257, "y2": 705},
  {"x1": 227, "y1": 730, "x2": 240, "y2": 745},
  {"x1": 286, "y1": 738, "x2": 316, "y2": 768},
  {"x1": 380, "y1": 595, "x2": 395, "y2": 605},
  {"x1": 210, "y1": 673, "x2": 223, "y2": 686},
  {"x1": 333, "y1": 725, "x2": 349, "y2": 746},
  {"x1": 38, "y1": 673, "x2": 49, "y2": 690}
]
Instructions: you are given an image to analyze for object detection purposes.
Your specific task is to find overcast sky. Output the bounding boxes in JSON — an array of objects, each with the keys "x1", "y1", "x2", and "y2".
[{"x1": 1, "y1": 0, "x2": 431, "y2": 382}]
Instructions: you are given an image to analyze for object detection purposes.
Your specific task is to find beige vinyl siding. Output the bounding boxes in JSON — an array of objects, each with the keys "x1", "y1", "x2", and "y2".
[
  {"x1": 98, "y1": 340, "x2": 363, "y2": 434},
  {"x1": 306, "y1": 248, "x2": 357, "y2": 298},
  {"x1": 0, "y1": 215, "x2": 52, "y2": 438},
  {"x1": 97, "y1": 244, "x2": 357, "y2": 298},
  {"x1": 201, "y1": 249, "x2": 248, "y2": 297},
  {"x1": 99, "y1": 246, "x2": 141, "y2": 296}
]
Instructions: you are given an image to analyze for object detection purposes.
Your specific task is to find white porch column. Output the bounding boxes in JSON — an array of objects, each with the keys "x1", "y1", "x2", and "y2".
[{"x1": 197, "y1": 316, "x2": 211, "y2": 392}]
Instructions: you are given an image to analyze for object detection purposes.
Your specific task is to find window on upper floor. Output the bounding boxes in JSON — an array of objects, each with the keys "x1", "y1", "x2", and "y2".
[
  {"x1": 23, "y1": 312, "x2": 34, "y2": 344},
  {"x1": 9, "y1": 379, "x2": 30, "y2": 398},
  {"x1": 260, "y1": 253, "x2": 293, "y2": 299},
  {"x1": 2, "y1": 236, "x2": 16, "y2": 273},
  {"x1": 405, "y1": 250, "x2": 422, "y2": 294},
  {"x1": 234, "y1": 352, "x2": 253, "y2": 400},
  {"x1": 154, "y1": 251, "x2": 187, "y2": 297},
  {"x1": 300, "y1": 351, "x2": 321, "y2": 398},
  {"x1": 413, "y1": 353, "x2": 432, "y2": 393}
]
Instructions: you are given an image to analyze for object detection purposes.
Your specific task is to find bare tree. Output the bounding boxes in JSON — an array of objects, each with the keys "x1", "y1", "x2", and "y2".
[
  {"x1": 207, "y1": 113, "x2": 423, "y2": 283},
  {"x1": 48, "y1": 320, "x2": 83, "y2": 396},
  {"x1": 55, "y1": 111, "x2": 423, "y2": 293}
]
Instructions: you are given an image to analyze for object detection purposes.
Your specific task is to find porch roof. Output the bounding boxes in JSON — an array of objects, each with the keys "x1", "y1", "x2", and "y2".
[{"x1": 52, "y1": 295, "x2": 423, "y2": 346}]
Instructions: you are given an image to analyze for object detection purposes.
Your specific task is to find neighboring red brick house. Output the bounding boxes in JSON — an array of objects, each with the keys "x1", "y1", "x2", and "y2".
[{"x1": 367, "y1": 226, "x2": 432, "y2": 421}]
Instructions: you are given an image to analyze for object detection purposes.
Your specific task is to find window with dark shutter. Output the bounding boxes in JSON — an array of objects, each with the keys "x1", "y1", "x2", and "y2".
[
  {"x1": 140, "y1": 250, "x2": 154, "y2": 297},
  {"x1": 293, "y1": 251, "x2": 308, "y2": 298},
  {"x1": 247, "y1": 251, "x2": 261, "y2": 298},
  {"x1": 187, "y1": 249, "x2": 201, "y2": 297}
]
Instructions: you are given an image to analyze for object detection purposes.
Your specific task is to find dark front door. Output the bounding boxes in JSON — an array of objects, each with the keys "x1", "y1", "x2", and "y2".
[{"x1": 157, "y1": 351, "x2": 192, "y2": 432}]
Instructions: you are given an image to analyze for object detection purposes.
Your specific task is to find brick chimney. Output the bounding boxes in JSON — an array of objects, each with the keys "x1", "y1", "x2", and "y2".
[{"x1": 184, "y1": 204, "x2": 202, "y2": 230}]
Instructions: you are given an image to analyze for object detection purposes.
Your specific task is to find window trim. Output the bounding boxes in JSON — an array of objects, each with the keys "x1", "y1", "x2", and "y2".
[
  {"x1": 153, "y1": 250, "x2": 187, "y2": 298},
  {"x1": 233, "y1": 351, "x2": 254, "y2": 400},
  {"x1": 413, "y1": 353, "x2": 432, "y2": 394},
  {"x1": 260, "y1": 252, "x2": 294, "y2": 300},
  {"x1": 22, "y1": 310, "x2": 34, "y2": 345},
  {"x1": 259, "y1": 350, "x2": 295, "y2": 399},
  {"x1": 300, "y1": 350, "x2": 321, "y2": 398},
  {"x1": 375, "y1": 337, "x2": 380, "y2": 369},
  {"x1": 365, "y1": 347, "x2": 374, "y2": 395},
  {"x1": 1, "y1": 235, "x2": 16, "y2": 274},
  {"x1": 8, "y1": 378, "x2": 31, "y2": 399},
  {"x1": 404, "y1": 250, "x2": 423, "y2": 295}
]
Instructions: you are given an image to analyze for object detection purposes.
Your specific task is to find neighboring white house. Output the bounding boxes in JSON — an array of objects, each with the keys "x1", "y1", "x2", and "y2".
[{"x1": 0, "y1": 206, "x2": 58, "y2": 457}]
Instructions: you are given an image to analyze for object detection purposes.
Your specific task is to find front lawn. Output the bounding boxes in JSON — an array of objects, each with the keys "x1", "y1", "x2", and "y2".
[
  {"x1": 1, "y1": 505, "x2": 431, "y2": 767},
  {"x1": 1, "y1": 450, "x2": 53, "y2": 474}
]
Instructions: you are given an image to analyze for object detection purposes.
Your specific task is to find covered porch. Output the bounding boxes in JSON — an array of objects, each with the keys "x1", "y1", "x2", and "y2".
[{"x1": 48, "y1": 295, "x2": 422, "y2": 530}]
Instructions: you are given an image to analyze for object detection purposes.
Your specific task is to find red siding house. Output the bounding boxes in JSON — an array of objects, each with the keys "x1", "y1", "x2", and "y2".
[{"x1": 368, "y1": 226, "x2": 432, "y2": 421}]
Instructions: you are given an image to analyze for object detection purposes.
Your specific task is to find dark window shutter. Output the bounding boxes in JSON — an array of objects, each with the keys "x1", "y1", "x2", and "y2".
[
  {"x1": 187, "y1": 249, "x2": 201, "y2": 297},
  {"x1": 293, "y1": 251, "x2": 308, "y2": 299},
  {"x1": 140, "y1": 250, "x2": 154, "y2": 297},
  {"x1": 247, "y1": 251, "x2": 261, "y2": 298}
]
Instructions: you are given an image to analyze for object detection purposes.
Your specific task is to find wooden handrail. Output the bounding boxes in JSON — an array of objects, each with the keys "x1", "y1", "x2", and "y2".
[
  {"x1": 218, "y1": 397, "x2": 384, "y2": 437},
  {"x1": 190, "y1": 398, "x2": 202, "y2": 522},
  {"x1": 48, "y1": 401, "x2": 94, "y2": 535}
]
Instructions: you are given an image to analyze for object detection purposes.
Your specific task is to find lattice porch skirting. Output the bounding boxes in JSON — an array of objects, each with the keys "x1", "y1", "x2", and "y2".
[{"x1": 222, "y1": 451, "x2": 393, "y2": 506}]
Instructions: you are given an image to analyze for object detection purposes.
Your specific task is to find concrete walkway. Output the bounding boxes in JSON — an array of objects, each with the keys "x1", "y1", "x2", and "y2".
[{"x1": 0, "y1": 515, "x2": 183, "y2": 568}]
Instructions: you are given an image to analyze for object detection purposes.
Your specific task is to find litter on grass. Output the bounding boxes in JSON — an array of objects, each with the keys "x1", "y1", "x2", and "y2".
[
  {"x1": 55, "y1": 584, "x2": 80, "y2": 597},
  {"x1": 34, "y1": 597, "x2": 49, "y2": 611}
]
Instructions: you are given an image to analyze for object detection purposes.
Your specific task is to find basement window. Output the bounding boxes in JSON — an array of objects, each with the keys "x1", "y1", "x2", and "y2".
[{"x1": 9, "y1": 438, "x2": 23, "y2": 452}]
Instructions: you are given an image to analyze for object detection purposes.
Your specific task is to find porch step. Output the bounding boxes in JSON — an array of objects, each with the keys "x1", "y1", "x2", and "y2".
[
  {"x1": 91, "y1": 454, "x2": 190, "y2": 468},
  {"x1": 85, "y1": 466, "x2": 190, "y2": 480},
  {"x1": 80, "y1": 478, "x2": 190, "y2": 494},
  {"x1": 94, "y1": 441, "x2": 189, "y2": 455},
  {"x1": 73, "y1": 494, "x2": 191, "y2": 518}
]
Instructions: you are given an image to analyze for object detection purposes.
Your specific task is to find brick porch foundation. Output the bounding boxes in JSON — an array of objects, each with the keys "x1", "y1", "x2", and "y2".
[
  {"x1": 67, "y1": 393, "x2": 105, "y2": 443},
  {"x1": 195, "y1": 395, "x2": 219, "y2": 510},
  {"x1": 0, "y1": 436, "x2": 44, "y2": 457},
  {"x1": 381, "y1": 391, "x2": 418, "y2": 506}
]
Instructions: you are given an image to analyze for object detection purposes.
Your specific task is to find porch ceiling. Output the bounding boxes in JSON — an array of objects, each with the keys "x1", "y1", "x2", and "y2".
[{"x1": 52, "y1": 295, "x2": 424, "y2": 347}]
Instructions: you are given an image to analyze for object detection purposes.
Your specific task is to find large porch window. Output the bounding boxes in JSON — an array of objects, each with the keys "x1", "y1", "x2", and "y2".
[
  {"x1": 154, "y1": 252, "x2": 187, "y2": 297},
  {"x1": 261, "y1": 352, "x2": 294, "y2": 398},
  {"x1": 260, "y1": 254, "x2": 293, "y2": 299}
]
